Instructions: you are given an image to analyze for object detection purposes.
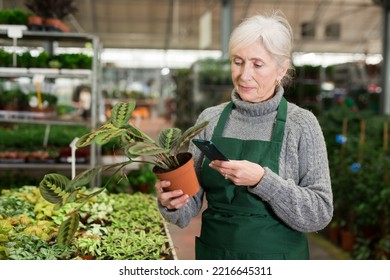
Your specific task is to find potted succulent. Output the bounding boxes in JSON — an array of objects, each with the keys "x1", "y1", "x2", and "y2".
[{"x1": 38, "y1": 100, "x2": 207, "y2": 246}]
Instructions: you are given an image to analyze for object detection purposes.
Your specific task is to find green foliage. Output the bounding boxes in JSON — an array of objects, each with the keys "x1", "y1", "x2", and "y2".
[
  {"x1": 7, "y1": 234, "x2": 76, "y2": 260},
  {"x1": 0, "y1": 190, "x2": 35, "y2": 218},
  {"x1": 0, "y1": 49, "x2": 92, "y2": 69},
  {"x1": 172, "y1": 68, "x2": 194, "y2": 131},
  {"x1": 98, "y1": 193, "x2": 171, "y2": 260},
  {"x1": 39, "y1": 173, "x2": 72, "y2": 204},
  {"x1": 319, "y1": 106, "x2": 390, "y2": 259},
  {"x1": 0, "y1": 186, "x2": 171, "y2": 260},
  {"x1": 197, "y1": 58, "x2": 231, "y2": 85},
  {"x1": 103, "y1": 165, "x2": 157, "y2": 194},
  {"x1": 34, "y1": 100, "x2": 207, "y2": 247},
  {"x1": 0, "y1": 124, "x2": 89, "y2": 149},
  {"x1": 0, "y1": 8, "x2": 29, "y2": 25},
  {"x1": 0, "y1": 49, "x2": 13, "y2": 67},
  {"x1": 77, "y1": 100, "x2": 208, "y2": 170},
  {"x1": 57, "y1": 213, "x2": 80, "y2": 247}
]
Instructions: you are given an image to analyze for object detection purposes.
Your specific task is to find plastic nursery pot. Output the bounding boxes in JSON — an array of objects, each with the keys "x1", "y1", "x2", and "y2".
[{"x1": 153, "y1": 152, "x2": 200, "y2": 197}]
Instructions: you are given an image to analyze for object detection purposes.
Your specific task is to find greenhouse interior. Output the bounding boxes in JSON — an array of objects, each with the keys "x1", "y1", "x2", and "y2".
[{"x1": 0, "y1": 0, "x2": 389, "y2": 261}]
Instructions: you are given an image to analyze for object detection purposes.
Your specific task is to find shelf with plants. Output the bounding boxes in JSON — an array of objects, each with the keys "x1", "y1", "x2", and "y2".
[
  {"x1": 287, "y1": 65, "x2": 324, "y2": 116},
  {"x1": 0, "y1": 26, "x2": 101, "y2": 172},
  {"x1": 0, "y1": 185, "x2": 176, "y2": 260},
  {"x1": 0, "y1": 124, "x2": 91, "y2": 173},
  {"x1": 184, "y1": 58, "x2": 232, "y2": 127}
]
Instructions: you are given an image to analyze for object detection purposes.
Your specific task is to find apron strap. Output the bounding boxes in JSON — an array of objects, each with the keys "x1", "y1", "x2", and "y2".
[
  {"x1": 213, "y1": 101, "x2": 233, "y2": 137},
  {"x1": 271, "y1": 97, "x2": 287, "y2": 143}
]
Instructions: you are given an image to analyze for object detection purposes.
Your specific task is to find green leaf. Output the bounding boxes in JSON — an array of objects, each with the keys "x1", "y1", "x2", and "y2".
[
  {"x1": 76, "y1": 123, "x2": 117, "y2": 148},
  {"x1": 128, "y1": 142, "x2": 167, "y2": 156},
  {"x1": 124, "y1": 125, "x2": 154, "y2": 143},
  {"x1": 0, "y1": 220, "x2": 13, "y2": 234},
  {"x1": 39, "y1": 173, "x2": 70, "y2": 204},
  {"x1": 57, "y1": 213, "x2": 80, "y2": 247},
  {"x1": 175, "y1": 121, "x2": 208, "y2": 153},
  {"x1": 94, "y1": 128, "x2": 125, "y2": 145},
  {"x1": 69, "y1": 167, "x2": 102, "y2": 189},
  {"x1": 158, "y1": 128, "x2": 181, "y2": 150},
  {"x1": 75, "y1": 188, "x2": 106, "y2": 204},
  {"x1": 110, "y1": 101, "x2": 136, "y2": 128}
]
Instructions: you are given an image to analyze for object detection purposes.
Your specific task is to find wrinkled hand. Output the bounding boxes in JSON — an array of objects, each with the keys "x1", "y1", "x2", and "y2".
[
  {"x1": 156, "y1": 180, "x2": 189, "y2": 210},
  {"x1": 209, "y1": 160, "x2": 264, "y2": 186}
]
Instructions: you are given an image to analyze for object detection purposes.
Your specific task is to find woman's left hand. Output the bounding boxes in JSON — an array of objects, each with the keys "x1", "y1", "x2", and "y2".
[{"x1": 209, "y1": 160, "x2": 264, "y2": 186}]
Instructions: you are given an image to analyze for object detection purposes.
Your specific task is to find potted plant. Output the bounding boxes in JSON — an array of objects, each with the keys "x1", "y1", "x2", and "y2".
[
  {"x1": 75, "y1": 100, "x2": 208, "y2": 195},
  {"x1": 25, "y1": 0, "x2": 77, "y2": 32},
  {"x1": 38, "y1": 100, "x2": 207, "y2": 246}
]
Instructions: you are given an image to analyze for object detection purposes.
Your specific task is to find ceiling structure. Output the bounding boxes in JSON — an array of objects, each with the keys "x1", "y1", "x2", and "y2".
[{"x1": 0, "y1": 0, "x2": 385, "y2": 55}]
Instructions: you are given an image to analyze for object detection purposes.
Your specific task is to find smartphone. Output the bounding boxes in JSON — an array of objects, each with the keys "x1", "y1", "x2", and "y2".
[{"x1": 192, "y1": 139, "x2": 229, "y2": 161}]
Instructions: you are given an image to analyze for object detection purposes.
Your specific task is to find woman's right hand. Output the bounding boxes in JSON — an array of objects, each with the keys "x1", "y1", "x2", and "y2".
[{"x1": 156, "y1": 180, "x2": 190, "y2": 210}]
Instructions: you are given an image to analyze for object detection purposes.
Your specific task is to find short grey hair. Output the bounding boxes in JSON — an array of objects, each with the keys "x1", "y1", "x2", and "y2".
[{"x1": 228, "y1": 11, "x2": 294, "y2": 85}]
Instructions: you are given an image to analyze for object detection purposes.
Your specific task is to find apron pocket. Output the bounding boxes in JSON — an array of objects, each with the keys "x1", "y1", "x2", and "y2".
[{"x1": 195, "y1": 237, "x2": 225, "y2": 260}]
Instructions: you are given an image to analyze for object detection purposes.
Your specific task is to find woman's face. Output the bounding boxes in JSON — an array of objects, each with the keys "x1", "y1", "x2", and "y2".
[{"x1": 231, "y1": 42, "x2": 287, "y2": 103}]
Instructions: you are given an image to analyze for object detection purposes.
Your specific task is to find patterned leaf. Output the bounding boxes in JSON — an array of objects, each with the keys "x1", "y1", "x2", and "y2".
[
  {"x1": 76, "y1": 123, "x2": 117, "y2": 148},
  {"x1": 124, "y1": 125, "x2": 154, "y2": 142},
  {"x1": 39, "y1": 173, "x2": 70, "y2": 204},
  {"x1": 175, "y1": 121, "x2": 209, "y2": 153},
  {"x1": 69, "y1": 167, "x2": 102, "y2": 189},
  {"x1": 110, "y1": 101, "x2": 136, "y2": 128},
  {"x1": 128, "y1": 142, "x2": 167, "y2": 156},
  {"x1": 158, "y1": 128, "x2": 181, "y2": 150},
  {"x1": 94, "y1": 128, "x2": 124, "y2": 145},
  {"x1": 75, "y1": 188, "x2": 106, "y2": 204},
  {"x1": 57, "y1": 213, "x2": 80, "y2": 247}
]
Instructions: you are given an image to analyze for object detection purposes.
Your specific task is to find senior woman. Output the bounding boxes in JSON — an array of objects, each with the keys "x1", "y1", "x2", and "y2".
[{"x1": 156, "y1": 11, "x2": 333, "y2": 260}]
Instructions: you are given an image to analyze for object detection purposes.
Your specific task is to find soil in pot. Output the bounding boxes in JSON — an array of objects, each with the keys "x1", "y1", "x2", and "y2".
[{"x1": 153, "y1": 152, "x2": 200, "y2": 197}]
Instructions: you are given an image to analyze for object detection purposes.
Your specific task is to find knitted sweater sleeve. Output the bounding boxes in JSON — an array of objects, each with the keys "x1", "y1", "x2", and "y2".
[{"x1": 248, "y1": 107, "x2": 333, "y2": 232}]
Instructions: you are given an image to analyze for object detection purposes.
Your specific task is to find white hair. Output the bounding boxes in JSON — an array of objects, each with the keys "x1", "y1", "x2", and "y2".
[{"x1": 228, "y1": 11, "x2": 294, "y2": 84}]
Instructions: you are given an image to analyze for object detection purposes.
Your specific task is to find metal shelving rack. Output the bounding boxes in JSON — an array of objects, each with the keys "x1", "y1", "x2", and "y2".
[{"x1": 0, "y1": 27, "x2": 102, "y2": 173}]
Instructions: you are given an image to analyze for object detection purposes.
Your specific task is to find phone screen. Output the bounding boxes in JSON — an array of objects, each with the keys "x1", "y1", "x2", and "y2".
[{"x1": 192, "y1": 139, "x2": 229, "y2": 161}]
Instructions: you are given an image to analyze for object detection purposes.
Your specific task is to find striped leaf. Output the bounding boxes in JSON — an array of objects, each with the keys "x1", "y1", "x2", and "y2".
[
  {"x1": 128, "y1": 142, "x2": 167, "y2": 156},
  {"x1": 57, "y1": 213, "x2": 80, "y2": 247},
  {"x1": 125, "y1": 125, "x2": 154, "y2": 142},
  {"x1": 76, "y1": 187, "x2": 106, "y2": 204},
  {"x1": 94, "y1": 128, "x2": 124, "y2": 145},
  {"x1": 76, "y1": 123, "x2": 117, "y2": 148},
  {"x1": 69, "y1": 167, "x2": 101, "y2": 189},
  {"x1": 39, "y1": 173, "x2": 70, "y2": 204},
  {"x1": 158, "y1": 128, "x2": 181, "y2": 150},
  {"x1": 110, "y1": 101, "x2": 136, "y2": 128},
  {"x1": 175, "y1": 121, "x2": 209, "y2": 153}
]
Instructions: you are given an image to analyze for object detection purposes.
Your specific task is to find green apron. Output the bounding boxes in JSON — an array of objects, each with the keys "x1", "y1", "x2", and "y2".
[{"x1": 195, "y1": 97, "x2": 309, "y2": 260}]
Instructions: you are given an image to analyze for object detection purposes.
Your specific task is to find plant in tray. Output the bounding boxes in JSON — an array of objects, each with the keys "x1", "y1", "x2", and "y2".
[{"x1": 38, "y1": 100, "x2": 207, "y2": 246}]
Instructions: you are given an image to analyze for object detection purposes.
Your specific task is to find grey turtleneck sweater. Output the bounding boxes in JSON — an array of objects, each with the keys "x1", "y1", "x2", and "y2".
[{"x1": 159, "y1": 87, "x2": 333, "y2": 233}]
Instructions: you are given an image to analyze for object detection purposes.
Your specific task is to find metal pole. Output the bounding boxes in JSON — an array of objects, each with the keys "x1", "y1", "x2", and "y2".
[
  {"x1": 221, "y1": 0, "x2": 233, "y2": 59},
  {"x1": 381, "y1": 5, "x2": 390, "y2": 115}
]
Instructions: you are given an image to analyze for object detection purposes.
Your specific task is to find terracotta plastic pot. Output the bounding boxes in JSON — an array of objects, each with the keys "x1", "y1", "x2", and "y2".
[
  {"x1": 153, "y1": 152, "x2": 200, "y2": 197},
  {"x1": 44, "y1": 18, "x2": 69, "y2": 32}
]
